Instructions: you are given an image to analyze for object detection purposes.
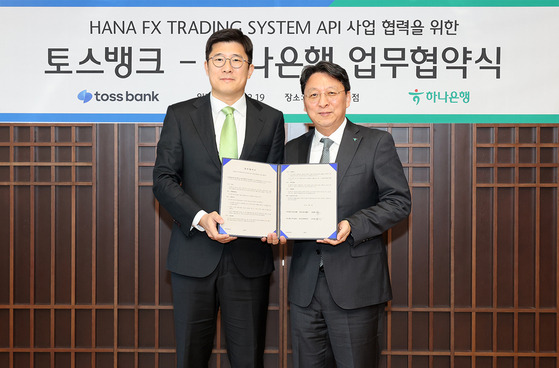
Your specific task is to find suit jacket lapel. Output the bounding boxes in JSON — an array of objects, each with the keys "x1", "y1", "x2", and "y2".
[
  {"x1": 336, "y1": 121, "x2": 361, "y2": 187},
  {"x1": 240, "y1": 96, "x2": 265, "y2": 160},
  {"x1": 192, "y1": 94, "x2": 222, "y2": 170},
  {"x1": 299, "y1": 130, "x2": 314, "y2": 164}
]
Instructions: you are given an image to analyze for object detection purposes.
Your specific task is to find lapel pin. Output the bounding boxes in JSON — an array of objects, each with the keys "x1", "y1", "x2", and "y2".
[{"x1": 353, "y1": 138, "x2": 357, "y2": 141}]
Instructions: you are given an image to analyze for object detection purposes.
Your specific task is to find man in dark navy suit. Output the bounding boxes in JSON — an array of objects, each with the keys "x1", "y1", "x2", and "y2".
[
  {"x1": 284, "y1": 61, "x2": 411, "y2": 368},
  {"x1": 153, "y1": 29, "x2": 284, "y2": 368}
]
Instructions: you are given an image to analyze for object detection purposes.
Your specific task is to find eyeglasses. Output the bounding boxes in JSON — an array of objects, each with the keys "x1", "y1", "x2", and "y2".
[
  {"x1": 304, "y1": 90, "x2": 346, "y2": 103},
  {"x1": 208, "y1": 54, "x2": 250, "y2": 69}
]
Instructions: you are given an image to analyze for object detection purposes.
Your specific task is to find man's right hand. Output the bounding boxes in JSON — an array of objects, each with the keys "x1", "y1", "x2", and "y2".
[{"x1": 198, "y1": 211, "x2": 237, "y2": 244}]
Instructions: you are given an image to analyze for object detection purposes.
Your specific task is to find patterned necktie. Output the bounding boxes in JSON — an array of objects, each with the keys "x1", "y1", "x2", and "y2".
[
  {"x1": 319, "y1": 137, "x2": 334, "y2": 163},
  {"x1": 318, "y1": 137, "x2": 334, "y2": 269},
  {"x1": 220, "y1": 106, "x2": 237, "y2": 161}
]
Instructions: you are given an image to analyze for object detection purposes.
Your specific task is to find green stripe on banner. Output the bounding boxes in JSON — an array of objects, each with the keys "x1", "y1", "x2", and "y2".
[
  {"x1": 329, "y1": 0, "x2": 559, "y2": 6},
  {"x1": 284, "y1": 114, "x2": 559, "y2": 124}
]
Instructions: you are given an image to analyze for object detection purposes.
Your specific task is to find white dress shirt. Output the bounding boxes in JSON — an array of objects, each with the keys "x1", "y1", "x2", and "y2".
[
  {"x1": 192, "y1": 93, "x2": 248, "y2": 231},
  {"x1": 210, "y1": 93, "x2": 247, "y2": 157}
]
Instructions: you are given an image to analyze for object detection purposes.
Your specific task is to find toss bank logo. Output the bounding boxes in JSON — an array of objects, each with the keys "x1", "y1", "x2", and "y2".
[
  {"x1": 78, "y1": 90, "x2": 93, "y2": 103},
  {"x1": 77, "y1": 89, "x2": 159, "y2": 103}
]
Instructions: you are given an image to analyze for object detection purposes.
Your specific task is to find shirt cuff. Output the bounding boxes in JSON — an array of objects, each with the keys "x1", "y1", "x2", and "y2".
[{"x1": 191, "y1": 210, "x2": 208, "y2": 232}]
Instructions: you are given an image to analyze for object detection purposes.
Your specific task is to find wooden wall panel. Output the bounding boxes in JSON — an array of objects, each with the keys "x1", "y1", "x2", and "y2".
[
  {"x1": 0, "y1": 123, "x2": 558, "y2": 368},
  {"x1": 470, "y1": 125, "x2": 559, "y2": 367}
]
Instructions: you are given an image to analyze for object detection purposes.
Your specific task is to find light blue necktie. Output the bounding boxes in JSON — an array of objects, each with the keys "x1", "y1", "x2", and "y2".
[
  {"x1": 318, "y1": 137, "x2": 334, "y2": 269},
  {"x1": 320, "y1": 137, "x2": 334, "y2": 163}
]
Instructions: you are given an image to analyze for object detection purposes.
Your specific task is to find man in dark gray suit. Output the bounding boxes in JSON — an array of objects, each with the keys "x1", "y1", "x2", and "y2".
[
  {"x1": 284, "y1": 61, "x2": 411, "y2": 368},
  {"x1": 152, "y1": 29, "x2": 284, "y2": 368}
]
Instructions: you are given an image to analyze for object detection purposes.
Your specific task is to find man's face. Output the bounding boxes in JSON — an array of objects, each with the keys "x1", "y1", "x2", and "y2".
[
  {"x1": 303, "y1": 72, "x2": 351, "y2": 136},
  {"x1": 204, "y1": 41, "x2": 254, "y2": 104}
]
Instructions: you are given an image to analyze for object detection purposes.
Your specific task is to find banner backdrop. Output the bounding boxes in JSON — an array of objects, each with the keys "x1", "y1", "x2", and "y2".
[{"x1": 1, "y1": 1, "x2": 558, "y2": 123}]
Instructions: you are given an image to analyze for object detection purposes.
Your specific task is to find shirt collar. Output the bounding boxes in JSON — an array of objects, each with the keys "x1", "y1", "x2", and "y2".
[
  {"x1": 313, "y1": 118, "x2": 347, "y2": 146},
  {"x1": 210, "y1": 93, "x2": 247, "y2": 118}
]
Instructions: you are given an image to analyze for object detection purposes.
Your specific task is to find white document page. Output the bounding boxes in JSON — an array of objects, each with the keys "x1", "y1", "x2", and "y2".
[
  {"x1": 219, "y1": 159, "x2": 278, "y2": 237},
  {"x1": 279, "y1": 163, "x2": 337, "y2": 240}
]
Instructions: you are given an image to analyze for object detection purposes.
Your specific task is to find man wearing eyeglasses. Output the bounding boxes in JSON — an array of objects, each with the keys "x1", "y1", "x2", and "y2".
[
  {"x1": 283, "y1": 61, "x2": 411, "y2": 368},
  {"x1": 153, "y1": 28, "x2": 284, "y2": 368}
]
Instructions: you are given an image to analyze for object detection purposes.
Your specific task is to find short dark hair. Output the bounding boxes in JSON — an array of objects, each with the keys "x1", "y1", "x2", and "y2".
[
  {"x1": 205, "y1": 28, "x2": 253, "y2": 64},
  {"x1": 299, "y1": 61, "x2": 351, "y2": 94}
]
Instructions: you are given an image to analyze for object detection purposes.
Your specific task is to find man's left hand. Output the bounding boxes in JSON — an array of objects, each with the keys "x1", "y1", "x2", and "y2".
[{"x1": 261, "y1": 232, "x2": 287, "y2": 245}]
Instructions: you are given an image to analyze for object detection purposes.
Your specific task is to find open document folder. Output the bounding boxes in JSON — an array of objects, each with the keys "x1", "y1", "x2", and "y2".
[{"x1": 218, "y1": 159, "x2": 338, "y2": 240}]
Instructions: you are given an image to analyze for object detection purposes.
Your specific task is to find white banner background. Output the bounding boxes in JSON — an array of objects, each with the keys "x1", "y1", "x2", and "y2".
[{"x1": 1, "y1": 6, "x2": 558, "y2": 119}]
